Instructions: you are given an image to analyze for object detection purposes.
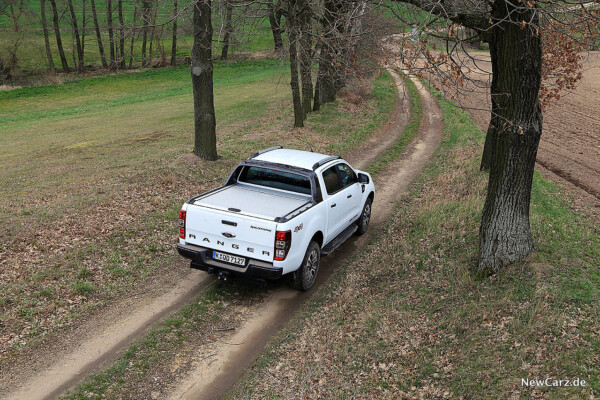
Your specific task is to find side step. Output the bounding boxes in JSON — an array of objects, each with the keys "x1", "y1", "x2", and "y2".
[{"x1": 321, "y1": 223, "x2": 358, "y2": 256}]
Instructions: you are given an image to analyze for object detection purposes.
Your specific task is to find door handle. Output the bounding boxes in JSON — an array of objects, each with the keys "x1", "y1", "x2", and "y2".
[
  {"x1": 331, "y1": 203, "x2": 337, "y2": 208},
  {"x1": 347, "y1": 194, "x2": 352, "y2": 198}
]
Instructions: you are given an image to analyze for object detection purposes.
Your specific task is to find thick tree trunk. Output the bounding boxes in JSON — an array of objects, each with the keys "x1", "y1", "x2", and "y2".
[
  {"x1": 40, "y1": 0, "x2": 56, "y2": 74},
  {"x1": 221, "y1": 1, "x2": 234, "y2": 60},
  {"x1": 118, "y1": 0, "x2": 125, "y2": 68},
  {"x1": 49, "y1": 0, "x2": 70, "y2": 72},
  {"x1": 191, "y1": 0, "x2": 218, "y2": 160},
  {"x1": 91, "y1": 0, "x2": 108, "y2": 69},
  {"x1": 299, "y1": 5, "x2": 313, "y2": 117},
  {"x1": 107, "y1": 0, "x2": 116, "y2": 69},
  {"x1": 476, "y1": 1, "x2": 543, "y2": 275},
  {"x1": 287, "y1": 1, "x2": 304, "y2": 127},
  {"x1": 171, "y1": 0, "x2": 178, "y2": 66},
  {"x1": 66, "y1": 0, "x2": 83, "y2": 70},
  {"x1": 267, "y1": 1, "x2": 284, "y2": 53}
]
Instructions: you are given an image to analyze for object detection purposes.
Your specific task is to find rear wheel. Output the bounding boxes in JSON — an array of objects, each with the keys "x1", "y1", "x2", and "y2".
[
  {"x1": 292, "y1": 241, "x2": 320, "y2": 291},
  {"x1": 356, "y1": 198, "x2": 372, "y2": 235}
]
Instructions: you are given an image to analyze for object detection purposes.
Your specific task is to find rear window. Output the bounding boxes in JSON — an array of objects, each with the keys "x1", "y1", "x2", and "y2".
[{"x1": 239, "y1": 166, "x2": 311, "y2": 195}]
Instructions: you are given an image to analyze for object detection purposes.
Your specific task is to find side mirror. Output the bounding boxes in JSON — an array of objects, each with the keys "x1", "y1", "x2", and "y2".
[{"x1": 358, "y1": 173, "x2": 369, "y2": 184}]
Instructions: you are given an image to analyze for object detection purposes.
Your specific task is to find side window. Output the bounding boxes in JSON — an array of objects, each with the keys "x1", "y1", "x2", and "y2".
[
  {"x1": 336, "y1": 163, "x2": 357, "y2": 189},
  {"x1": 322, "y1": 165, "x2": 340, "y2": 195}
]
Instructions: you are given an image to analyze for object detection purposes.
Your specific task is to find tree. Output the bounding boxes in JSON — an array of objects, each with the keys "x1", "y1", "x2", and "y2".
[
  {"x1": 141, "y1": 0, "x2": 151, "y2": 67},
  {"x1": 267, "y1": 0, "x2": 284, "y2": 53},
  {"x1": 191, "y1": 0, "x2": 218, "y2": 160},
  {"x1": 66, "y1": 0, "x2": 84, "y2": 70},
  {"x1": 313, "y1": 0, "x2": 349, "y2": 111},
  {"x1": 392, "y1": 0, "x2": 598, "y2": 273},
  {"x1": 221, "y1": 0, "x2": 234, "y2": 60},
  {"x1": 49, "y1": 0, "x2": 70, "y2": 72},
  {"x1": 118, "y1": 0, "x2": 125, "y2": 68},
  {"x1": 107, "y1": 0, "x2": 116, "y2": 69},
  {"x1": 171, "y1": 0, "x2": 178, "y2": 66},
  {"x1": 90, "y1": 0, "x2": 108, "y2": 69},
  {"x1": 299, "y1": 2, "x2": 313, "y2": 117},
  {"x1": 40, "y1": 0, "x2": 56, "y2": 74},
  {"x1": 287, "y1": 0, "x2": 305, "y2": 127}
]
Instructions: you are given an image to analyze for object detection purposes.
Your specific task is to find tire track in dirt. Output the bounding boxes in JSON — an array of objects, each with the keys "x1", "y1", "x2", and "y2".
[
  {"x1": 165, "y1": 71, "x2": 443, "y2": 400},
  {"x1": 0, "y1": 69, "x2": 413, "y2": 400}
]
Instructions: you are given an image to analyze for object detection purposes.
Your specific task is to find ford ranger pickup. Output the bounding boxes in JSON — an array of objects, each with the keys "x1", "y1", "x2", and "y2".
[{"x1": 176, "y1": 146, "x2": 375, "y2": 290}]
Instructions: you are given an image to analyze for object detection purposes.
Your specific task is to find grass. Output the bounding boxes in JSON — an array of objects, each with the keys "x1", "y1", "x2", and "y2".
[
  {"x1": 0, "y1": 59, "x2": 397, "y2": 372},
  {"x1": 51, "y1": 71, "x2": 399, "y2": 400},
  {"x1": 0, "y1": 0, "x2": 276, "y2": 75},
  {"x1": 226, "y1": 88, "x2": 600, "y2": 399},
  {"x1": 367, "y1": 74, "x2": 421, "y2": 176}
]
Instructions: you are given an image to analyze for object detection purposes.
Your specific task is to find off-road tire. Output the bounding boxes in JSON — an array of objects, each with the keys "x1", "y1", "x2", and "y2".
[
  {"x1": 292, "y1": 241, "x2": 320, "y2": 291},
  {"x1": 356, "y1": 198, "x2": 372, "y2": 235}
]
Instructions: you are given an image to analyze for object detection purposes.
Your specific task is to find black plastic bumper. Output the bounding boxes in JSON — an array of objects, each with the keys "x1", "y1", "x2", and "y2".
[{"x1": 176, "y1": 243, "x2": 283, "y2": 280}]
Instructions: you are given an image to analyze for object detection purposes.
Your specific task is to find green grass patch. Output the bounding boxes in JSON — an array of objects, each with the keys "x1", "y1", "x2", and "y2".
[
  {"x1": 226, "y1": 88, "x2": 600, "y2": 399},
  {"x1": 367, "y1": 75, "x2": 421, "y2": 176},
  {"x1": 0, "y1": 58, "x2": 397, "y2": 374}
]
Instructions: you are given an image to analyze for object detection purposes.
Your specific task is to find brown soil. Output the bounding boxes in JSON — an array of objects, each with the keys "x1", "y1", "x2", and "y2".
[{"x1": 443, "y1": 51, "x2": 600, "y2": 215}]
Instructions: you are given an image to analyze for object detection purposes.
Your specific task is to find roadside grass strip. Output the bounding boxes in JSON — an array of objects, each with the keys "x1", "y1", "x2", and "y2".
[{"x1": 226, "y1": 90, "x2": 600, "y2": 399}]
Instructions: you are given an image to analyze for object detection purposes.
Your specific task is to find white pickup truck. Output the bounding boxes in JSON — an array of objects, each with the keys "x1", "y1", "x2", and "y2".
[{"x1": 176, "y1": 147, "x2": 375, "y2": 290}]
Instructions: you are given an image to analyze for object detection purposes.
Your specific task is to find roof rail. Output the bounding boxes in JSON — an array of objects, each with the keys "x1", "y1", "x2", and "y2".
[
  {"x1": 312, "y1": 155, "x2": 340, "y2": 171},
  {"x1": 248, "y1": 146, "x2": 283, "y2": 159}
]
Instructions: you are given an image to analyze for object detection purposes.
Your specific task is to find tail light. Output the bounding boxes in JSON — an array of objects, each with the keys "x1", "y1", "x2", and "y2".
[
  {"x1": 179, "y1": 210, "x2": 186, "y2": 239},
  {"x1": 274, "y1": 230, "x2": 291, "y2": 261}
]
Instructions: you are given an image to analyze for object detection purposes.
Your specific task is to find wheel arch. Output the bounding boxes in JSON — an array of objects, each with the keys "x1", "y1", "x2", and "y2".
[{"x1": 311, "y1": 231, "x2": 324, "y2": 248}]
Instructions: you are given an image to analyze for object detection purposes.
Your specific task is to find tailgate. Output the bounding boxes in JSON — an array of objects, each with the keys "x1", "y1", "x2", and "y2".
[{"x1": 184, "y1": 204, "x2": 277, "y2": 262}]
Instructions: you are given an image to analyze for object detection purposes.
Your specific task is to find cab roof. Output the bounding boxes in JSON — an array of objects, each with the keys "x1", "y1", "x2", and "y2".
[{"x1": 251, "y1": 148, "x2": 337, "y2": 171}]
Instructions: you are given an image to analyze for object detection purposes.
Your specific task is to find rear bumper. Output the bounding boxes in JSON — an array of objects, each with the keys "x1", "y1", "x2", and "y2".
[{"x1": 176, "y1": 243, "x2": 283, "y2": 280}]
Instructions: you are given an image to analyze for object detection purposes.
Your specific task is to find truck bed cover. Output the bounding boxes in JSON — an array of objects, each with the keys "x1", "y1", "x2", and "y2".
[{"x1": 191, "y1": 183, "x2": 311, "y2": 221}]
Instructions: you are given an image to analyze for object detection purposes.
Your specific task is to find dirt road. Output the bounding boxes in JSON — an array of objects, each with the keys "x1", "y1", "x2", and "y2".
[
  {"x1": 165, "y1": 71, "x2": 443, "y2": 400},
  {"x1": 1, "y1": 68, "x2": 442, "y2": 400}
]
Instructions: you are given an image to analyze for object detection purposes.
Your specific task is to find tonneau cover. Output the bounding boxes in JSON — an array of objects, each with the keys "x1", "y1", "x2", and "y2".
[{"x1": 192, "y1": 183, "x2": 311, "y2": 221}]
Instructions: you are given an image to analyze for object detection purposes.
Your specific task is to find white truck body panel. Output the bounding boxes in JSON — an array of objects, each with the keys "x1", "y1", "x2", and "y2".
[{"x1": 177, "y1": 148, "x2": 375, "y2": 282}]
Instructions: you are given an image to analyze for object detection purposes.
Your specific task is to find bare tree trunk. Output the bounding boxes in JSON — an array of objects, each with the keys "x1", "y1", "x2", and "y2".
[
  {"x1": 82, "y1": 0, "x2": 86, "y2": 61},
  {"x1": 40, "y1": 0, "x2": 56, "y2": 74},
  {"x1": 220, "y1": 0, "x2": 234, "y2": 60},
  {"x1": 107, "y1": 0, "x2": 116, "y2": 69},
  {"x1": 299, "y1": 4, "x2": 313, "y2": 117},
  {"x1": 118, "y1": 0, "x2": 125, "y2": 68},
  {"x1": 8, "y1": 0, "x2": 25, "y2": 32},
  {"x1": 287, "y1": 0, "x2": 304, "y2": 127},
  {"x1": 191, "y1": 0, "x2": 218, "y2": 160},
  {"x1": 66, "y1": 0, "x2": 83, "y2": 70},
  {"x1": 313, "y1": 0, "x2": 340, "y2": 111},
  {"x1": 49, "y1": 0, "x2": 70, "y2": 72},
  {"x1": 148, "y1": 0, "x2": 158, "y2": 66},
  {"x1": 476, "y1": 0, "x2": 543, "y2": 275},
  {"x1": 267, "y1": 0, "x2": 284, "y2": 52},
  {"x1": 141, "y1": 0, "x2": 150, "y2": 66},
  {"x1": 171, "y1": 0, "x2": 178, "y2": 66},
  {"x1": 91, "y1": 0, "x2": 108, "y2": 69},
  {"x1": 129, "y1": 2, "x2": 138, "y2": 68}
]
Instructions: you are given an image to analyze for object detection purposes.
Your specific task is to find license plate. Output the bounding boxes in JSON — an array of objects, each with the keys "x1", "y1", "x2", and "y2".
[{"x1": 212, "y1": 251, "x2": 246, "y2": 266}]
